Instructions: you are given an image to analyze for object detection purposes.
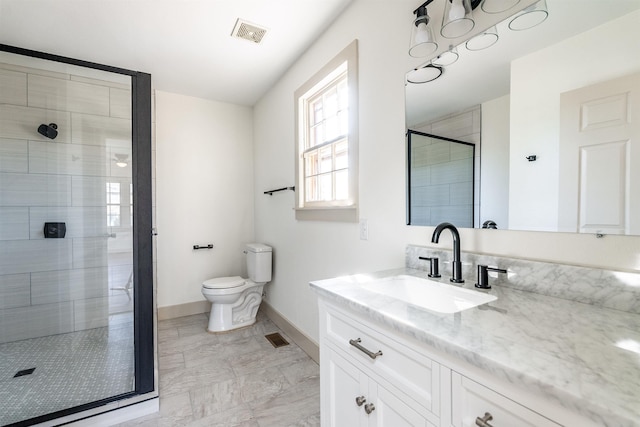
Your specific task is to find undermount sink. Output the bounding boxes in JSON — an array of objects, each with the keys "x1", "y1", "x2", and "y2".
[{"x1": 360, "y1": 275, "x2": 497, "y2": 314}]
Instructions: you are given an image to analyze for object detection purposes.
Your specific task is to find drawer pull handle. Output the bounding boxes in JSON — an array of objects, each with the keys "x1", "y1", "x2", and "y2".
[
  {"x1": 355, "y1": 396, "x2": 366, "y2": 406},
  {"x1": 349, "y1": 338, "x2": 383, "y2": 359},
  {"x1": 476, "y1": 412, "x2": 494, "y2": 427},
  {"x1": 364, "y1": 403, "x2": 376, "y2": 414}
]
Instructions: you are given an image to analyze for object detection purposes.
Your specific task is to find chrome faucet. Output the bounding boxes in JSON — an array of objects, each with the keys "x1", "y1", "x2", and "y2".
[{"x1": 431, "y1": 222, "x2": 464, "y2": 283}]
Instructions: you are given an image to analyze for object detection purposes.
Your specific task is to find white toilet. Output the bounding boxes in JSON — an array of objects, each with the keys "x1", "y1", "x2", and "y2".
[{"x1": 201, "y1": 243, "x2": 272, "y2": 333}]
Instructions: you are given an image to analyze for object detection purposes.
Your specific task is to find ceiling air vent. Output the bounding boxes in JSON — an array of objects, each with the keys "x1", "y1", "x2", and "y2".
[{"x1": 231, "y1": 19, "x2": 268, "y2": 44}]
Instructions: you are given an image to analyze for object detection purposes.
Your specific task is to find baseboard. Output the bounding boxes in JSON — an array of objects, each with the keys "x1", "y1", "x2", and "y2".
[
  {"x1": 260, "y1": 301, "x2": 319, "y2": 364},
  {"x1": 52, "y1": 395, "x2": 158, "y2": 426},
  {"x1": 157, "y1": 300, "x2": 209, "y2": 321}
]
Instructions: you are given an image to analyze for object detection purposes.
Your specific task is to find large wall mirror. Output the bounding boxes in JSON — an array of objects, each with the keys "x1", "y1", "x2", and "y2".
[{"x1": 406, "y1": 0, "x2": 640, "y2": 235}]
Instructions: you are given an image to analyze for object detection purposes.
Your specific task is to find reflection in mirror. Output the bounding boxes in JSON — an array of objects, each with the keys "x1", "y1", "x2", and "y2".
[
  {"x1": 407, "y1": 130, "x2": 475, "y2": 227},
  {"x1": 405, "y1": 0, "x2": 640, "y2": 235}
]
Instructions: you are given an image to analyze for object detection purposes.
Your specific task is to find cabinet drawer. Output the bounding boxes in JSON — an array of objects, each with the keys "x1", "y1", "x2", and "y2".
[
  {"x1": 451, "y1": 372, "x2": 561, "y2": 427},
  {"x1": 324, "y1": 306, "x2": 439, "y2": 416}
]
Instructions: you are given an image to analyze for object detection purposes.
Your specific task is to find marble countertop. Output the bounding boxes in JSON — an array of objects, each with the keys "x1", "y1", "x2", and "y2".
[{"x1": 310, "y1": 268, "x2": 640, "y2": 427}]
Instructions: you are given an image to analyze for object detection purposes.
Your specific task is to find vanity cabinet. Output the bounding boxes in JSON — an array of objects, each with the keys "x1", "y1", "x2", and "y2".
[
  {"x1": 320, "y1": 304, "x2": 439, "y2": 426},
  {"x1": 325, "y1": 346, "x2": 434, "y2": 426},
  {"x1": 319, "y1": 300, "x2": 594, "y2": 427},
  {"x1": 451, "y1": 372, "x2": 561, "y2": 427}
]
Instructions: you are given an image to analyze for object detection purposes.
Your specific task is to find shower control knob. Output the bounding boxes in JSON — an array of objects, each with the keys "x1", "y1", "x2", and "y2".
[{"x1": 355, "y1": 396, "x2": 366, "y2": 406}]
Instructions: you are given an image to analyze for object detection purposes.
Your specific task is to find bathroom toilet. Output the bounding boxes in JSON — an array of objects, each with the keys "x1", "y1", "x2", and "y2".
[{"x1": 201, "y1": 243, "x2": 272, "y2": 333}]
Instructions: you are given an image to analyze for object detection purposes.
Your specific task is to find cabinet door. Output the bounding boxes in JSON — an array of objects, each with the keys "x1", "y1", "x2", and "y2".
[
  {"x1": 323, "y1": 347, "x2": 367, "y2": 427},
  {"x1": 370, "y1": 383, "x2": 435, "y2": 427},
  {"x1": 451, "y1": 372, "x2": 561, "y2": 427}
]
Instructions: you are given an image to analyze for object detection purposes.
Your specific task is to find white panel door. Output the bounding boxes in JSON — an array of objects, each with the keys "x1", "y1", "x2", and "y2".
[
  {"x1": 559, "y1": 72, "x2": 640, "y2": 234},
  {"x1": 323, "y1": 346, "x2": 367, "y2": 427},
  {"x1": 370, "y1": 383, "x2": 434, "y2": 427}
]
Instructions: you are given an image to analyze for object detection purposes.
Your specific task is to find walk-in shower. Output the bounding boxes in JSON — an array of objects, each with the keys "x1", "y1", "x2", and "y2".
[{"x1": 0, "y1": 45, "x2": 154, "y2": 426}]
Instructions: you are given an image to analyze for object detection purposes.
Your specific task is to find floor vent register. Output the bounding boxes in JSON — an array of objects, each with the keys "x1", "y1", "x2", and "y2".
[{"x1": 265, "y1": 333, "x2": 289, "y2": 348}]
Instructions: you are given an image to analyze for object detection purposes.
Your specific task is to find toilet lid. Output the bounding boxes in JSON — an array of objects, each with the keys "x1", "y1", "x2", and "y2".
[{"x1": 203, "y1": 276, "x2": 246, "y2": 289}]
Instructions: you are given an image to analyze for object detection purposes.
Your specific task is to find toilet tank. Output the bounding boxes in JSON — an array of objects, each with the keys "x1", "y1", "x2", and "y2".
[{"x1": 246, "y1": 243, "x2": 272, "y2": 283}]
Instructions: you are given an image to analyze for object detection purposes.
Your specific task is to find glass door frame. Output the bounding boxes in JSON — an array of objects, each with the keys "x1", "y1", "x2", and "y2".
[{"x1": 0, "y1": 43, "x2": 155, "y2": 426}]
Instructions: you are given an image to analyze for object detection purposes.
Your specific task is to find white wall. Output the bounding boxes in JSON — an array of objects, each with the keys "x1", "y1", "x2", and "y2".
[
  {"x1": 253, "y1": 0, "x2": 640, "y2": 345},
  {"x1": 509, "y1": 10, "x2": 640, "y2": 232},
  {"x1": 481, "y1": 94, "x2": 510, "y2": 229},
  {"x1": 155, "y1": 91, "x2": 254, "y2": 308}
]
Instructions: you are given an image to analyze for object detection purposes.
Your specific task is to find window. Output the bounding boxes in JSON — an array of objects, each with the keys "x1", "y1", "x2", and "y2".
[
  {"x1": 106, "y1": 182, "x2": 121, "y2": 227},
  {"x1": 106, "y1": 181, "x2": 133, "y2": 227},
  {"x1": 295, "y1": 40, "x2": 358, "y2": 222}
]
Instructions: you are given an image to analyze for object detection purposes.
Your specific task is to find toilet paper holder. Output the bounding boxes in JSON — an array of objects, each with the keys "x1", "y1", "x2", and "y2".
[{"x1": 193, "y1": 244, "x2": 214, "y2": 250}]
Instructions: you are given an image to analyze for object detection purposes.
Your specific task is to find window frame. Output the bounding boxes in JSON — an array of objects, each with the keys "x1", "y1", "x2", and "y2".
[{"x1": 294, "y1": 39, "x2": 359, "y2": 222}]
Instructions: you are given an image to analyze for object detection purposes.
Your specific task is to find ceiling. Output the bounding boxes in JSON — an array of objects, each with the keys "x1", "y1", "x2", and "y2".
[
  {"x1": 0, "y1": 0, "x2": 353, "y2": 106},
  {"x1": 406, "y1": 0, "x2": 640, "y2": 126}
]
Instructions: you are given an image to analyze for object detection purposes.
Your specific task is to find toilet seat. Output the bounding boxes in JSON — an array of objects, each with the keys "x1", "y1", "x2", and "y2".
[{"x1": 203, "y1": 276, "x2": 246, "y2": 289}]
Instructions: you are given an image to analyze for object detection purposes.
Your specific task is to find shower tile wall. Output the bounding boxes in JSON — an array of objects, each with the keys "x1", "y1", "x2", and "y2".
[
  {"x1": 412, "y1": 106, "x2": 481, "y2": 227},
  {"x1": 0, "y1": 62, "x2": 132, "y2": 344}
]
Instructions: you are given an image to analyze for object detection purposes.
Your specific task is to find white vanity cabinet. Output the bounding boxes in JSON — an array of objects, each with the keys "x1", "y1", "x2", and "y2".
[
  {"x1": 450, "y1": 372, "x2": 561, "y2": 427},
  {"x1": 319, "y1": 300, "x2": 597, "y2": 427},
  {"x1": 320, "y1": 303, "x2": 439, "y2": 426},
  {"x1": 325, "y1": 346, "x2": 435, "y2": 426}
]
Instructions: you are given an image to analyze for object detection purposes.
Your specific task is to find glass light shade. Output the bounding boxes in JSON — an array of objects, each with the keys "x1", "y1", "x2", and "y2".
[
  {"x1": 441, "y1": 0, "x2": 475, "y2": 39},
  {"x1": 465, "y1": 26, "x2": 499, "y2": 51},
  {"x1": 409, "y1": 18, "x2": 438, "y2": 57},
  {"x1": 116, "y1": 161, "x2": 128, "y2": 168},
  {"x1": 407, "y1": 65, "x2": 443, "y2": 84},
  {"x1": 481, "y1": 0, "x2": 520, "y2": 14},
  {"x1": 431, "y1": 45, "x2": 459, "y2": 67},
  {"x1": 508, "y1": 0, "x2": 548, "y2": 31}
]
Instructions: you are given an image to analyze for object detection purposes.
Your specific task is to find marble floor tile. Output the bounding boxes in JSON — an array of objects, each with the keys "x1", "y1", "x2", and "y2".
[
  {"x1": 157, "y1": 313, "x2": 207, "y2": 331},
  {"x1": 189, "y1": 377, "x2": 244, "y2": 419},
  {"x1": 177, "y1": 322, "x2": 209, "y2": 338},
  {"x1": 280, "y1": 358, "x2": 321, "y2": 386},
  {"x1": 236, "y1": 366, "x2": 290, "y2": 404},
  {"x1": 158, "y1": 352, "x2": 185, "y2": 373},
  {"x1": 158, "y1": 329, "x2": 220, "y2": 357},
  {"x1": 284, "y1": 412, "x2": 322, "y2": 427},
  {"x1": 249, "y1": 376, "x2": 321, "y2": 427},
  {"x1": 230, "y1": 339, "x2": 312, "y2": 378},
  {"x1": 159, "y1": 360, "x2": 236, "y2": 398},
  {"x1": 186, "y1": 403, "x2": 258, "y2": 427},
  {"x1": 123, "y1": 309, "x2": 321, "y2": 427}
]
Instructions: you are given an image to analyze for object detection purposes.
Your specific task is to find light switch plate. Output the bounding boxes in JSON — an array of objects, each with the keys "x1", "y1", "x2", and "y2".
[{"x1": 359, "y1": 218, "x2": 368, "y2": 240}]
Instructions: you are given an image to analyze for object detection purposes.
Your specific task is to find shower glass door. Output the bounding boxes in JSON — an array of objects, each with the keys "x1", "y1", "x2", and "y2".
[{"x1": 0, "y1": 47, "x2": 153, "y2": 426}]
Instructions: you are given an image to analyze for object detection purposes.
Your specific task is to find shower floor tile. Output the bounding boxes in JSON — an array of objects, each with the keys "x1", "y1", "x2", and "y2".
[{"x1": 0, "y1": 314, "x2": 134, "y2": 426}]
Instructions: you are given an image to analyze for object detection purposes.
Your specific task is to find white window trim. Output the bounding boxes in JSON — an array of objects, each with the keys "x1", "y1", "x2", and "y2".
[{"x1": 294, "y1": 39, "x2": 359, "y2": 222}]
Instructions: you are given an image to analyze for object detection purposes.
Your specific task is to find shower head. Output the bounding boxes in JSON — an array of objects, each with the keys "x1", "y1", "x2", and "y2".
[{"x1": 38, "y1": 123, "x2": 58, "y2": 140}]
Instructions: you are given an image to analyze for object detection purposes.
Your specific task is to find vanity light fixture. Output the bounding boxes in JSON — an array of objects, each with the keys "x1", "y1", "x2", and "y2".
[
  {"x1": 407, "y1": 0, "x2": 549, "y2": 81},
  {"x1": 508, "y1": 0, "x2": 548, "y2": 31},
  {"x1": 465, "y1": 25, "x2": 499, "y2": 51},
  {"x1": 441, "y1": 0, "x2": 476, "y2": 39},
  {"x1": 409, "y1": 0, "x2": 438, "y2": 57},
  {"x1": 431, "y1": 44, "x2": 459, "y2": 66},
  {"x1": 481, "y1": 0, "x2": 520, "y2": 14},
  {"x1": 407, "y1": 64, "x2": 443, "y2": 84}
]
